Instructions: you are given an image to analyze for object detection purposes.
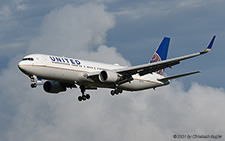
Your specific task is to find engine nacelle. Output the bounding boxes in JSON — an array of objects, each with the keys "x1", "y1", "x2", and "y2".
[
  {"x1": 99, "y1": 70, "x2": 120, "y2": 83},
  {"x1": 43, "y1": 81, "x2": 66, "y2": 94}
]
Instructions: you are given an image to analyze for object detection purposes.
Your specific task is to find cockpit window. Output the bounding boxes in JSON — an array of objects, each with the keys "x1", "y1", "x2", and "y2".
[{"x1": 22, "y1": 58, "x2": 34, "y2": 61}]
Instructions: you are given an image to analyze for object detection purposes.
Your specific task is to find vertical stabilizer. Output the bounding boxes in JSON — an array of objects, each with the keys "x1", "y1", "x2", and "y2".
[{"x1": 150, "y1": 37, "x2": 170, "y2": 75}]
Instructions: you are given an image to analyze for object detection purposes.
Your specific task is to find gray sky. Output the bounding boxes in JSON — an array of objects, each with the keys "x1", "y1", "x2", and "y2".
[{"x1": 0, "y1": 0, "x2": 225, "y2": 141}]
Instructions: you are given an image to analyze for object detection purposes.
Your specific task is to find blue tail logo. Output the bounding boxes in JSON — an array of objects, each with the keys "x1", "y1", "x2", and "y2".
[{"x1": 150, "y1": 37, "x2": 170, "y2": 75}]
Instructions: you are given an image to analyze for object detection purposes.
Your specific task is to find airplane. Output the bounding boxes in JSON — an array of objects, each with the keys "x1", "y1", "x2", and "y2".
[{"x1": 18, "y1": 36, "x2": 216, "y2": 101}]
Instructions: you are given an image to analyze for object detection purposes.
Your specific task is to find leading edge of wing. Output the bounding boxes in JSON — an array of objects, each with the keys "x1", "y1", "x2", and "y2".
[{"x1": 115, "y1": 36, "x2": 216, "y2": 76}]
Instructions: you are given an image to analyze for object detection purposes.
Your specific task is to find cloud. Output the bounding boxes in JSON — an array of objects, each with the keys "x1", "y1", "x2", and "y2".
[
  {"x1": 177, "y1": 0, "x2": 218, "y2": 8},
  {"x1": 1, "y1": 77, "x2": 225, "y2": 141},
  {"x1": 0, "y1": 5, "x2": 12, "y2": 20},
  {"x1": 28, "y1": 4, "x2": 114, "y2": 55},
  {"x1": 114, "y1": 1, "x2": 171, "y2": 20},
  {"x1": 114, "y1": 0, "x2": 221, "y2": 20},
  {"x1": 0, "y1": 2, "x2": 225, "y2": 141},
  {"x1": 77, "y1": 45, "x2": 130, "y2": 65},
  {"x1": 27, "y1": 3, "x2": 129, "y2": 65}
]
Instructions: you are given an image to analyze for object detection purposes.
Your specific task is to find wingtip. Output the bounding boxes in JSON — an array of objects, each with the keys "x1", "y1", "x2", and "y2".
[
  {"x1": 207, "y1": 35, "x2": 216, "y2": 50},
  {"x1": 200, "y1": 35, "x2": 216, "y2": 54},
  {"x1": 197, "y1": 70, "x2": 202, "y2": 73},
  {"x1": 163, "y1": 37, "x2": 170, "y2": 40}
]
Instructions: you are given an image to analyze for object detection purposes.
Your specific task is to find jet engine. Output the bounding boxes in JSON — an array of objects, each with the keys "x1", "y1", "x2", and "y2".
[
  {"x1": 99, "y1": 70, "x2": 121, "y2": 83},
  {"x1": 43, "y1": 80, "x2": 66, "y2": 93}
]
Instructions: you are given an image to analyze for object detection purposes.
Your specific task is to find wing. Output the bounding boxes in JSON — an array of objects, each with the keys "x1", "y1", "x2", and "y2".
[
  {"x1": 115, "y1": 36, "x2": 215, "y2": 77},
  {"x1": 86, "y1": 36, "x2": 215, "y2": 84}
]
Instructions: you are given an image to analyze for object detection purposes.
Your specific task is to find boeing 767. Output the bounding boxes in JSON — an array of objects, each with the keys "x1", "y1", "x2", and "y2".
[{"x1": 18, "y1": 36, "x2": 216, "y2": 101}]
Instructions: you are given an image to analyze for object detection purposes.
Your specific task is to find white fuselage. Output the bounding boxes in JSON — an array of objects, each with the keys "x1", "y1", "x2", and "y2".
[{"x1": 18, "y1": 54, "x2": 168, "y2": 91}]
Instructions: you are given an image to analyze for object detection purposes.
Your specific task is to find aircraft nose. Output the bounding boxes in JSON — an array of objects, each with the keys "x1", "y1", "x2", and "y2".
[{"x1": 18, "y1": 61, "x2": 26, "y2": 73}]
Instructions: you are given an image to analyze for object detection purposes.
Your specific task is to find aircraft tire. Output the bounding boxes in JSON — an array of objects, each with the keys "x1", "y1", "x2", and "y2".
[
  {"x1": 82, "y1": 95, "x2": 86, "y2": 101},
  {"x1": 111, "y1": 90, "x2": 115, "y2": 96},
  {"x1": 86, "y1": 94, "x2": 90, "y2": 99},
  {"x1": 31, "y1": 83, "x2": 37, "y2": 88},
  {"x1": 78, "y1": 96, "x2": 83, "y2": 101}
]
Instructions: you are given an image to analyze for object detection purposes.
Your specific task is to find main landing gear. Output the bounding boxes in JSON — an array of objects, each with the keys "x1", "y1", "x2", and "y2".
[
  {"x1": 110, "y1": 88, "x2": 123, "y2": 96},
  {"x1": 78, "y1": 86, "x2": 90, "y2": 102},
  {"x1": 76, "y1": 85, "x2": 123, "y2": 102},
  {"x1": 30, "y1": 75, "x2": 37, "y2": 88}
]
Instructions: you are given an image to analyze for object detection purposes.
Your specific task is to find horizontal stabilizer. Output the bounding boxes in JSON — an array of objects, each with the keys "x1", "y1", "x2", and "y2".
[{"x1": 158, "y1": 70, "x2": 201, "y2": 81}]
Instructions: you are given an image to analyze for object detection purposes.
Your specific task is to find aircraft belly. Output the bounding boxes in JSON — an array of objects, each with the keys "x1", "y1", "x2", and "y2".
[{"x1": 119, "y1": 79, "x2": 164, "y2": 91}]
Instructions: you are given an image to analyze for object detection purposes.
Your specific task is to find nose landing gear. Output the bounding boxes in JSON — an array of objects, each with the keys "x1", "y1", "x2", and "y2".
[
  {"x1": 30, "y1": 75, "x2": 37, "y2": 88},
  {"x1": 31, "y1": 83, "x2": 37, "y2": 88}
]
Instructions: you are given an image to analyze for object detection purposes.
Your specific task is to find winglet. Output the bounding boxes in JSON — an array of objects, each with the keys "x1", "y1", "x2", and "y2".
[{"x1": 201, "y1": 35, "x2": 216, "y2": 54}]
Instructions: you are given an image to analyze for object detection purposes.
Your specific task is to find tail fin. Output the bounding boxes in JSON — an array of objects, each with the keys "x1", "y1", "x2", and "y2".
[{"x1": 149, "y1": 37, "x2": 170, "y2": 75}]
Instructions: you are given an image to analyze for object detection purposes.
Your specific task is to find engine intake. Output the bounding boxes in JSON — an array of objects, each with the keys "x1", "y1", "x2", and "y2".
[
  {"x1": 99, "y1": 70, "x2": 120, "y2": 83},
  {"x1": 43, "y1": 81, "x2": 66, "y2": 93}
]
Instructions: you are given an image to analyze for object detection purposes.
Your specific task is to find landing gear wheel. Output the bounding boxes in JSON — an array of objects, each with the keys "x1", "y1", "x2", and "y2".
[
  {"x1": 111, "y1": 88, "x2": 123, "y2": 96},
  {"x1": 85, "y1": 94, "x2": 90, "y2": 99},
  {"x1": 82, "y1": 95, "x2": 86, "y2": 101},
  {"x1": 111, "y1": 90, "x2": 115, "y2": 96},
  {"x1": 78, "y1": 96, "x2": 83, "y2": 101},
  {"x1": 78, "y1": 94, "x2": 90, "y2": 102},
  {"x1": 31, "y1": 83, "x2": 37, "y2": 88},
  {"x1": 78, "y1": 86, "x2": 92, "y2": 102}
]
